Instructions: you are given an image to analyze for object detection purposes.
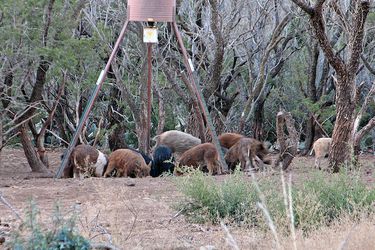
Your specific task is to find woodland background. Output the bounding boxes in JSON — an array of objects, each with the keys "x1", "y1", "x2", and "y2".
[{"x1": 0, "y1": 0, "x2": 374, "y2": 173}]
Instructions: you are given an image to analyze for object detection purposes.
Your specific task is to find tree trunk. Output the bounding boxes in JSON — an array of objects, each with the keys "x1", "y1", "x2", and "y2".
[
  {"x1": 107, "y1": 75, "x2": 127, "y2": 151},
  {"x1": 138, "y1": 57, "x2": 150, "y2": 153},
  {"x1": 36, "y1": 134, "x2": 49, "y2": 168},
  {"x1": 19, "y1": 124, "x2": 48, "y2": 173},
  {"x1": 303, "y1": 43, "x2": 319, "y2": 155},
  {"x1": 0, "y1": 112, "x2": 2, "y2": 169},
  {"x1": 252, "y1": 99, "x2": 265, "y2": 141},
  {"x1": 274, "y1": 111, "x2": 299, "y2": 170},
  {"x1": 34, "y1": 73, "x2": 65, "y2": 168},
  {"x1": 353, "y1": 117, "x2": 375, "y2": 155},
  {"x1": 136, "y1": 113, "x2": 148, "y2": 153},
  {"x1": 186, "y1": 107, "x2": 205, "y2": 139},
  {"x1": 153, "y1": 84, "x2": 165, "y2": 135},
  {"x1": 15, "y1": 59, "x2": 50, "y2": 172},
  {"x1": 328, "y1": 76, "x2": 356, "y2": 172},
  {"x1": 109, "y1": 125, "x2": 128, "y2": 151},
  {"x1": 303, "y1": 115, "x2": 315, "y2": 155}
]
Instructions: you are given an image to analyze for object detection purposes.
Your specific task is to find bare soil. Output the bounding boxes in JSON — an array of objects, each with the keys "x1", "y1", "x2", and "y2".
[{"x1": 0, "y1": 148, "x2": 374, "y2": 250}]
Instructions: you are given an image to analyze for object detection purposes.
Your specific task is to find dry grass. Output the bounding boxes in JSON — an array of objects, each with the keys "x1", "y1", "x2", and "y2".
[{"x1": 283, "y1": 216, "x2": 375, "y2": 250}]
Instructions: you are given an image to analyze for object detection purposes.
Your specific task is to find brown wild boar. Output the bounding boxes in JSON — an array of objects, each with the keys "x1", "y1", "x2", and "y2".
[
  {"x1": 176, "y1": 143, "x2": 222, "y2": 175},
  {"x1": 218, "y1": 132, "x2": 245, "y2": 149},
  {"x1": 63, "y1": 144, "x2": 108, "y2": 179},
  {"x1": 152, "y1": 130, "x2": 201, "y2": 155},
  {"x1": 225, "y1": 138, "x2": 271, "y2": 171},
  {"x1": 311, "y1": 137, "x2": 332, "y2": 169},
  {"x1": 103, "y1": 149, "x2": 151, "y2": 178}
]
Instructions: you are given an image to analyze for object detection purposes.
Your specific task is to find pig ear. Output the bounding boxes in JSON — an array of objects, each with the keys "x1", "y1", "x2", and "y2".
[{"x1": 152, "y1": 135, "x2": 160, "y2": 142}]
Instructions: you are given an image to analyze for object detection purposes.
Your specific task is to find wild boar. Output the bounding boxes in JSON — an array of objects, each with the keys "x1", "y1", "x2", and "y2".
[
  {"x1": 225, "y1": 138, "x2": 271, "y2": 171},
  {"x1": 103, "y1": 149, "x2": 151, "y2": 178},
  {"x1": 311, "y1": 137, "x2": 332, "y2": 169},
  {"x1": 176, "y1": 143, "x2": 221, "y2": 175},
  {"x1": 62, "y1": 144, "x2": 108, "y2": 179},
  {"x1": 152, "y1": 130, "x2": 201, "y2": 155}
]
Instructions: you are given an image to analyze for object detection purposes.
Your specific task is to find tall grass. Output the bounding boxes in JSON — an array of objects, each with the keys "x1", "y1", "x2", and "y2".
[{"x1": 175, "y1": 169, "x2": 375, "y2": 233}]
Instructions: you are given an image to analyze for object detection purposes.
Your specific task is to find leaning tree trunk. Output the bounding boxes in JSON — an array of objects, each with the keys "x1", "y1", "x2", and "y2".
[
  {"x1": 19, "y1": 124, "x2": 48, "y2": 173},
  {"x1": 186, "y1": 106, "x2": 206, "y2": 139},
  {"x1": 16, "y1": 59, "x2": 50, "y2": 173}
]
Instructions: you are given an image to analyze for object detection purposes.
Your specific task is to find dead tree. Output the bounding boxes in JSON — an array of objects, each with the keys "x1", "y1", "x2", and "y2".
[
  {"x1": 291, "y1": 0, "x2": 371, "y2": 172},
  {"x1": 239, "y1": 14, "x2": 291, "y2": 133},
  {"x1": 274, "y1": 110, "x2": 299, "y2": 170}
]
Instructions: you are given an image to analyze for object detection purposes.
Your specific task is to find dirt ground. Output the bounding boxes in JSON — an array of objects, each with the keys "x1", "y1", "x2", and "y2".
[{"x1": 0, "y1": 148, "x2": 374, "y2": 250}]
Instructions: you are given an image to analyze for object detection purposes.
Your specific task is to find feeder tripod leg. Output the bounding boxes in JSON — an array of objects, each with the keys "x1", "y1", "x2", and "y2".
[
  {"x1": 172, "y1": 22, "x2": 228, "y2": 173},
  {"x1": 146, "y1": 43, "x2": 152, "y2": 154},
  {"x1": 55, "y1": 20, "x2": 129, "y2": 178}
]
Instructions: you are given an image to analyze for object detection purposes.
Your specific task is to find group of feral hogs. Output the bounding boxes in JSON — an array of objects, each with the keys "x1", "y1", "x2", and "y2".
[{"x1": 63, "y1": 130, "x2": 332, "y2": 179}]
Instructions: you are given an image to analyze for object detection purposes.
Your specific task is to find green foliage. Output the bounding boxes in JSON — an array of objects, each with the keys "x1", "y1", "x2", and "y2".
[
  {"x1": 8, "y1": 200, "x2": 90, "y2": 250},
  {"x1": 298, "y1": 171, "x2": 375, "y2": 221},
  {"x1": 175, "y1": 169, "x2": 375, "y2": 233},
  {"x1": 300, "y1": 96, "x2": 336, "y2": 134},
  {"x1": 366, "y1": 12, "x2": 375, "y2": 25},
  {"x1": 175, "y1": 168, "x2": 258, "y2": 224}
]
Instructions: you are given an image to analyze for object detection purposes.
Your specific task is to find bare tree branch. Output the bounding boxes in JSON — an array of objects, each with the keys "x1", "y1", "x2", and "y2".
[
  {"x1": 361, "y1": 54, "x2": 375, "y2": 76},
  {"x1": 289, "y1": 0, "x2": 314, "y2": 15},
  {"x1": 0, "y1": 192, "x2": 22, "y2": 221},
  {"x1": 348, "y1": 1, "x2": 371, "y2": 77},
  {"x1": 42, "y1": 0, "x2": 55, "y2": 47},
  {"x1": 353, "y1": 82, "x2": 375, "y2": 150}
]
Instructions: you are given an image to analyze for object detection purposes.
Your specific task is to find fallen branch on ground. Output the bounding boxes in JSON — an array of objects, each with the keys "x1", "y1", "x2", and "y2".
[{"x1": 0, "y1": 192, "x2": 22, "y2": 221}]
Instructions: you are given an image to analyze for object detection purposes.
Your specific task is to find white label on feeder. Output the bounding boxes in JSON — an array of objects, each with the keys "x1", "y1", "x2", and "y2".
[
  {"x1": 96, "y1": 70, "x2": 105, "y2": 85},
  {"x1": 188, "y1": 59, "x2": 195, "y2": 72},
  {"x1": 143, "y1": 27, "x2": 158, "y2": 43}
]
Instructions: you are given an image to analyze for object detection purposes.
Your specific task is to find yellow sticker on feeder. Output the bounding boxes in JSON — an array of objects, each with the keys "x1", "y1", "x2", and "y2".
[{"x1": 143, "y1": 27, "x2": 158, "y2": 43}]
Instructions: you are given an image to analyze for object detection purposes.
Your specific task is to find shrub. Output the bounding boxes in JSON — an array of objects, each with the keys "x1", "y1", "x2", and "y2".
[
  {"x1": 294, "y1": 171, "x2": 375, "y2": 226},
  {"x1": 8, "y1": 200, "x2": 90, "y2": 250},
  {"x1": 175, "y1": 168, "x2": 258, "y2": 224},
  {"x1": 175, "y1": 169, "x2": 375, "y2": 233}
]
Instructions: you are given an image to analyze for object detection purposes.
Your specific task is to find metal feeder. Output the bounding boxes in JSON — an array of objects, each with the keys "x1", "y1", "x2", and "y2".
[{"x1": 56, "y1": 0, "x2": 228, "y2": 178}]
